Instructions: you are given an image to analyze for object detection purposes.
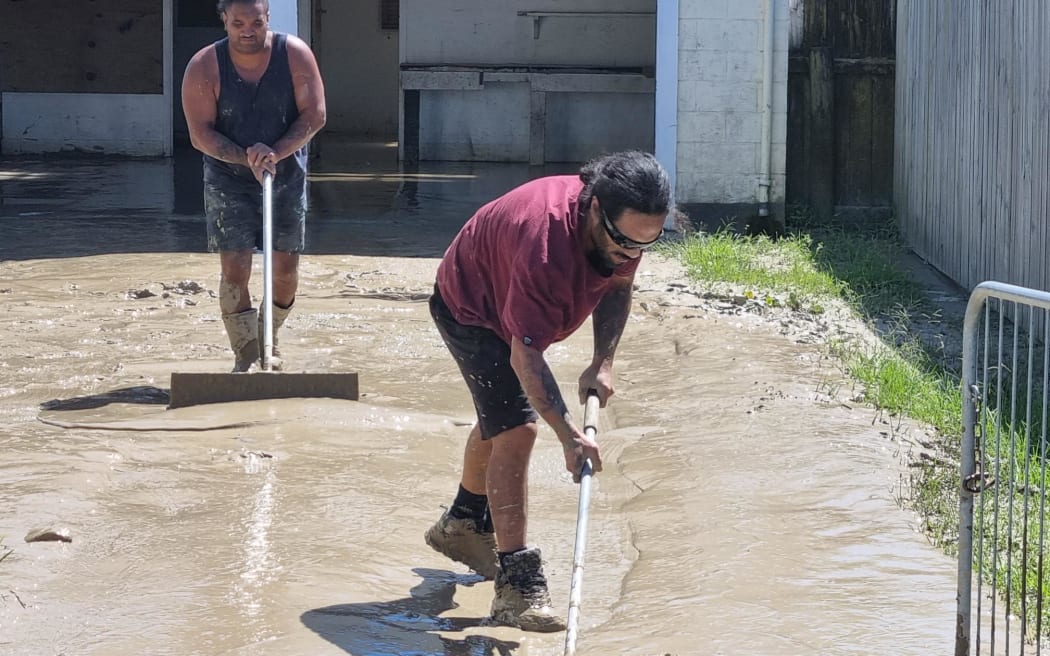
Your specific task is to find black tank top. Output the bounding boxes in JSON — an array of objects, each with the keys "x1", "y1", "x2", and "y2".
[{"x1": 203, "y1": 33, "x2": 308, "y2": 184}]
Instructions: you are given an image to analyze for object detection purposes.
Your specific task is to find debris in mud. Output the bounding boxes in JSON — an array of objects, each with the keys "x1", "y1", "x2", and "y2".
[
  {"x1": 126, "y1": 281, "x2": 212, "y2": 303},
  {"x1": 239, "y1": 449, "x2": 274, "y2": 474},
  {"x1": 2, "y1": 589, "x2": 27, "y2": 609},
  {"x1": 24, "y1": 527, "x2": 72, "y2": 543},
  {"x1": 240, "y1": 450, "x2": 274, "y2": 460},
  {"x1": 162, "y1": 280, "x2": 207, "y2": 295},
  {"x1": 126, "y1": 288, "x2": 157, "y2": 299}
]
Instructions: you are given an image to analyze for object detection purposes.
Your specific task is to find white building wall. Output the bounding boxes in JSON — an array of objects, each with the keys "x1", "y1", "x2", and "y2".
[
  {"x1": 0, "y1": 0, "x2": 306, "y2": 156},
  {"x1": 400, "y1": 0, "x2": 657, "y2": 163},
  {"x1": 675, "y1": 0, "x2": 788, "y2": 207},
  {"x1": 401, "y1": 0, "x2": 656, "y2": 68},
  {"x1": 0, "y1": 0, "x2": 173, "y2": 157},
  {"x1": 2, "y1": 93, "x2": 171, "y2": 156}
]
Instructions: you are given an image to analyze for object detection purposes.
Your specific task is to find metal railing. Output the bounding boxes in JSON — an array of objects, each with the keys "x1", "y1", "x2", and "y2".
[{"x1": 958, "y1": 282, "x2": 1050, "y2": 655}]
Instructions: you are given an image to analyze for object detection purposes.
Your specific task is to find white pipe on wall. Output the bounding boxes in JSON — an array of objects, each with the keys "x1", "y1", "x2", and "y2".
[{"x1": 758, "y1": 0, "x2": 776, "y2": 216}]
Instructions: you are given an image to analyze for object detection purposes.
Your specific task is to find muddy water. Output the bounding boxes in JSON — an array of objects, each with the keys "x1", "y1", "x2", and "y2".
[{"x1": 1, "y1": 152, "x2": 960, "y2": 655}]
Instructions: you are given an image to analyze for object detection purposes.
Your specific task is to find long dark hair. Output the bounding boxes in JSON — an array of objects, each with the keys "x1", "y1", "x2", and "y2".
[{"x1": 578, "y1": 151, "x2": 671, "y2": 220}]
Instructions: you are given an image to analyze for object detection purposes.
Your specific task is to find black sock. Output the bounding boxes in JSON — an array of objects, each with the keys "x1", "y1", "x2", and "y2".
[
  {"x1": 498, "y1": 547, "x2": 528, "y2": 570},
  {"x1": 448, "y1": 484, "x2": 487, "y2": 522}
]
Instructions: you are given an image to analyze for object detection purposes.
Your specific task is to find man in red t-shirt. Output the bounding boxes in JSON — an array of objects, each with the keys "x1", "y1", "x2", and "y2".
[{"x1": 425, "y1": 151, "x2": 671, "y2": 632}]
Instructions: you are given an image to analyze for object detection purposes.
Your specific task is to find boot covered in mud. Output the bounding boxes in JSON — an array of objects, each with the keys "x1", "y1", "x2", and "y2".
[
  {"x1": 424, "y1": 510, "x2": 498, "y2": 580},
  {"x1": 258, "y1": 301, "x2": 293, "y2": 370},
  {"x1": 222, "y1": 308, "x2": 260, "y2": 373},
  {"x1": 490, "y1": 547, "x2": 566, "y2": 632}
]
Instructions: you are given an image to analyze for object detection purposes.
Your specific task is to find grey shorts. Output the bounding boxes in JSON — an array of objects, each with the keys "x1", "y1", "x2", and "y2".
[
  {"x1": 204, "y1": 176, "x2": 306, "y2": 253},
  {"x1": 429, "y1": 284, "x2": 539, "y2": 439}
]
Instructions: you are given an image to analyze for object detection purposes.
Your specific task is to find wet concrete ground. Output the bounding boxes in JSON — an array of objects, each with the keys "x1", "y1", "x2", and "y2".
[{"x1": 0, "y1": 144, "x2": 971, "y2": 655}]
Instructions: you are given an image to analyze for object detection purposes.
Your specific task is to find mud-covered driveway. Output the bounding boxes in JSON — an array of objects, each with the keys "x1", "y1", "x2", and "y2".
[{"x1": 0, "y1": 150, "x2": 960, "y2": 655}]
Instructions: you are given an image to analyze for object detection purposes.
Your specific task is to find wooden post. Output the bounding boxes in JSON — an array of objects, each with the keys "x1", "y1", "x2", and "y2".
[
  {"x1": 807, "y1": 46, "x2": 835, "y2": 220},
  {"x1": 403, "y1": 89, "x2": 420, "y2": 165}
]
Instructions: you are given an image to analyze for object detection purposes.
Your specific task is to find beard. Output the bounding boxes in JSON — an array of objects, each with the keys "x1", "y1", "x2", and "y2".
[
  {"x1": 586, "y1": 248, "x2": 616, "y2": 277},
  {"x1": 230, "y1": 34, "x2": 265, "y2": 55}
]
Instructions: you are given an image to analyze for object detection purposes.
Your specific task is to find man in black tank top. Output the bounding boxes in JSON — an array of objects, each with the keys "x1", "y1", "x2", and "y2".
[{"x1": 181, "y1": 0, "x2": 326, "y2": 372}]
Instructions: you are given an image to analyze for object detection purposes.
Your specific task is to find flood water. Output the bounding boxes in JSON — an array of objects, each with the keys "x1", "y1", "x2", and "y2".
[{"x1": 1, "y1": 143, "x2": 963, "y2": 655}]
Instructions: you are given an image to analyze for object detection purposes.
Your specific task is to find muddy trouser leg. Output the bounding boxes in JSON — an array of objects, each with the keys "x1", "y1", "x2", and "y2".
[{"x1": 222, "y1": 308, "x2": 260, "y2": 373}]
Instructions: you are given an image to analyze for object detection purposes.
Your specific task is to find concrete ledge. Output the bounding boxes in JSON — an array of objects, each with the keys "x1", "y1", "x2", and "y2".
[
  {"x1": 400, "y1": 67, "x2": 654, "y2": 93},
  {"x1": 400, "y1": 71, "x2": 483, "y2": 90}
]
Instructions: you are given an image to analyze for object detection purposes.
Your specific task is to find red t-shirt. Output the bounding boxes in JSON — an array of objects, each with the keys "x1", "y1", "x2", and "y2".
[{"x1": 436, "y1": 175, "x2": 640, "y2": 352}]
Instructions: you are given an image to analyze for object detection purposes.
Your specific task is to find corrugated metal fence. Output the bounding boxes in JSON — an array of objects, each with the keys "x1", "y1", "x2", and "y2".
[{"x1": 895, "y1": 1, "x2": 1050, "y2": 293}]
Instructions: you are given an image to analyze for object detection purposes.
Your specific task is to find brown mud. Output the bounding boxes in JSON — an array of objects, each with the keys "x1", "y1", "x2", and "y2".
[{"x1": 0, "y1": 150, "x2": 971, "y2": 655}]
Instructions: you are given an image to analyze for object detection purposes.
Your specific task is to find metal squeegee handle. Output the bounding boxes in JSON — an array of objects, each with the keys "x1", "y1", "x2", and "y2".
[
  {"x1": 261, "y1": 172, "x2": 274, "y2": 371},
  {"x1": 564, "y1": 389, "x2": 600, "y2": 655}
]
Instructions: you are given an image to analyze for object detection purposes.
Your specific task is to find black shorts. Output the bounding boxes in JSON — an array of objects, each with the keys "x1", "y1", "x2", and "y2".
[
  {"x1": 429, "y1": 285, "x2": 539, "y2": 439},
  {"x1": 204, "y1": 173, "x2": 306, "y2": 253}
]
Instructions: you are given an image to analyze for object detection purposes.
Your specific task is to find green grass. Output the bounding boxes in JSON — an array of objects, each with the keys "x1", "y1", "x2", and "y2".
[
  {"x1": 808, "y1": 229, "x2": 929, "y2": 317},
  {"x1": 667, "y1": 214, "x2": 1050, "y2": 638},
  {"x1": 663, "y1": 221, "x2": 929, "y2": 318},
  {"x1": 667, "y1": 223, "x2": 959, "y2": 432},
  {"x1": 0, "y1": 536, "x2": 12, "y2": 565},
  {"x1": 841, "y1": 339, "x2": 962, "y2": 437},
  {"x1": 666, "y1": 230, "x2": 843, "y2": 299}
]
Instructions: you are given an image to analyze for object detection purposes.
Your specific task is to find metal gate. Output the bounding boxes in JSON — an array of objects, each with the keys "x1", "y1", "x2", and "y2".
[{"x1": 958, "y1": 281, "x2": 1050, "y2": 655}]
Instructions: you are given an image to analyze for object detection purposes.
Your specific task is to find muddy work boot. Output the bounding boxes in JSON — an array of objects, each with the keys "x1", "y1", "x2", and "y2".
[
  {"x1": 490, "y1": 547, "x2": 567, "y2": 632},
  {"x1": 424, "y1": 510, "x2": 498, "y2": 580},
  {"x1": 222, "y1": 308, "x2": 260, "y2": 373},
  {"x1": 258, "y1": 301, "x2": 293, "y2": 356}
]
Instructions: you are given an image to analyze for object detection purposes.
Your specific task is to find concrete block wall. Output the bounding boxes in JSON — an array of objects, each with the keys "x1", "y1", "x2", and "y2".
[
  {"x1": 2, "y1": 93, "x2": 171, "y2": 156},
  {"x1": 400, "y1": 0, "x2": 657, "y2": 163},
  {"x1": 675, "y1": 0, "x2": 788, "y2": 221},
  {"x1": 0, "y1": 0, "x2": 173, "y2": 156},
  {"x1": 401, "y1": 0, "x2": 656, "y2": 68}
]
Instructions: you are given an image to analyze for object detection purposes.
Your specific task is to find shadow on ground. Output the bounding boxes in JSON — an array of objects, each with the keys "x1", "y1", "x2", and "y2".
[
  {"x1": 301, "y1": 567, "x2": 520, "y2": 656},
  {"x1": 40, "y1": 385, "x2": 171, "y2": 411},
  {"x1": 796, "y1": 217, "x2": 970, "y2": 374}
]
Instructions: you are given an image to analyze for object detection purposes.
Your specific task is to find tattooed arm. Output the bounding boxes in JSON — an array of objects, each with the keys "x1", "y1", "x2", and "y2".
[
  {"x1": 579, "y1": 273, "x2": 634, "y2": 406},
  {"x1": 181, "y1": 46, "x2": 250, "y2": 167},
  {"x1": 511, "y1": 337, "x2": 603, "y2": 478},
  {"x1": 269, "y1": 35, "x2": 327, "y2": 162}
]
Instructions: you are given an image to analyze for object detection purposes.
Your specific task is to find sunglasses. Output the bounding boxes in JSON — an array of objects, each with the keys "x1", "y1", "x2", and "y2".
[{"x1": 600, "y1": 206, "x2": 662, "y2": 250}]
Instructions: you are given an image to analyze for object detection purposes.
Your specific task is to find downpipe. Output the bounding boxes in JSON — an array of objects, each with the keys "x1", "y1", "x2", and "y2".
[{"x1": 758, "y1": 0, "x2": 776, "y2": 219}]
